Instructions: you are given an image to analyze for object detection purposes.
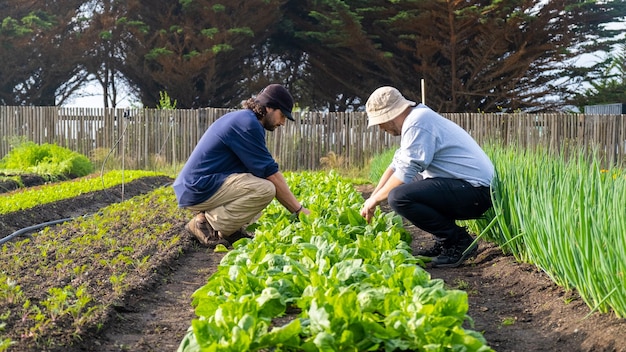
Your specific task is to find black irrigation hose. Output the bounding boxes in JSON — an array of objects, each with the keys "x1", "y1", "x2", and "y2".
[
  {"x1": 1, "y1": 181, "x2": 173, "y2": 246},
  {"x1": 1, "y1": 213, "x2": 102, "y2": 245},
  {"x1": 1, "y1": 217, "x2": 79, "y2": 245}
]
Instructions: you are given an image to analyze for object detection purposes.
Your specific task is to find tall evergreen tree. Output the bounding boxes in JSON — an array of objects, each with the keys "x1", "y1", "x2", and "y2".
[
  {"x1": 74, "y1": 0, "x2": 144, "y2": 108},
  {"x1": 281, "y1": 0, "x2": 626, "y2": 112},
  {"x1": 119, "y1": 0, "x2": 289, "y2": 108},
  {"x1": 280, "y1": 0, "x2": 403, "y2": 111},
  {"x1": 571, "y1": 44, "x2": 626, "y2": 110},
  {"x1": 0, "y1": 0, "x2": 87, "y2": 106},
  {"x1": 2, "y1": 0, "x2": 624, "y2": 112}
]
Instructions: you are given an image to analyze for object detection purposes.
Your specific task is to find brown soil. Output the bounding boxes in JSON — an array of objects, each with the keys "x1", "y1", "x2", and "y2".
[
  {"x1": 2, "y1": 182, "x2": 625, "y2": 352},
  {"x1": 0, "y1": 173, "x2": 49, "y2": 194}
]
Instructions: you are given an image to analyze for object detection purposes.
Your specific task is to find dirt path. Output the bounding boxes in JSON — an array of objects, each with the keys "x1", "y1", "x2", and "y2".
[
  {"x1": 80, "y1": 243, "x2": 226, "y2": 352},
  {"x1": 431, "y1": 241, "x2": 626, "y2": 352}
]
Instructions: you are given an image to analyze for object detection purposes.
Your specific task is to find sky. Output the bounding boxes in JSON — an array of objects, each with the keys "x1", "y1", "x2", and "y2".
[{"x1": 63, "y1": 81, "x2": 139, "y2": 109}]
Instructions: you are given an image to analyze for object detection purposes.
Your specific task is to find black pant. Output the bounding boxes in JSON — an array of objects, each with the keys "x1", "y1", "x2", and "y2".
[{"x1": 388, "y1": 178, "x2": 492, "y2": 245}]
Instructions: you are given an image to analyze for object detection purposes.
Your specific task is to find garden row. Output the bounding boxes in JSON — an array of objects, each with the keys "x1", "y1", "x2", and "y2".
[
  {"x1": 0, "y1": 177, "x2": 188, "y2": 351},
  {"x1": 472, "y1": 146, "x2": 626, "y2": 318},
  {"x1": 1, "y1": 170, "x2": 493, "y2": 351},
  {"x1": 177, "y1": 171, "x2": 492, "y2": 351},
  {"x1": 0, "y1": 170, "x2": 166, "y2": 216}
]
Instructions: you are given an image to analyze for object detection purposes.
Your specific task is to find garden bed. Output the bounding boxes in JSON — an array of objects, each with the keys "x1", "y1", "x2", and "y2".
[
  {"x1": 0, "y1": 173, "x2": 49, "y2": 194},
  {"x1": 1, "y1": 180, "x2": 625, "y2": 351}
]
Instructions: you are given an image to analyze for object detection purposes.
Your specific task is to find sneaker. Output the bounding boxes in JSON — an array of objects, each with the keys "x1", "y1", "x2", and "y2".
[
  {"x1": 185, "y1": 213, "x2": 229, "y2": 249},
  {"x1": 431, "y1": 241, "x2": 478, "y2": 268},
  {"x1": 415, "y1": 241, "x2": 445, "y2": 257}
]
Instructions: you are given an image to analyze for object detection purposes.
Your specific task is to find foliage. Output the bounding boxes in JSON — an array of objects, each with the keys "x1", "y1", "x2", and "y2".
[
  {"x1": 178, "y1": 171, "x2": 492, "y2": 351},
  {"x1": 571, "y1": 44, "x2": 626, "y2": 110},
  {"x1": 2, "y1": 1, "x2": 625, "y2": 111},
  {"x1": 285, "y1": 0, "x2": 626, "y2": 112},
  {"x1": 0, "y1": 141, "x2": 93, "y2": 179},
  {"x1": 156, "y1": 91, "x2": 177, "y2": 110},
  {"x1": 0, "y1": 1, "x2": 88, "y2": 106},
  {"x1": 471, "y1": 144, "x2": 626, "y2": 318},
  {"x1": 118, "y1": 0, "x2": 287, "y2": 108},
  {"x1": 0, "y1": 170, "x2": 165, "y2": 214}
]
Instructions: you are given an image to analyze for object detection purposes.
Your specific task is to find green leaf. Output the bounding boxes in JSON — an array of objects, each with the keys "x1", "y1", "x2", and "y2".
[
  {"x1": 307, "y1": 300, "x2": 331, "y2": 333},
  {"x1": 214, "y1": 244, "x2": 228, "y2": 252},
  {"x1": 313, "y1": 331, "x2": 336, "y2": 351},
  {"x1": 256, "y1": 287, "x2": 286, "y2": 318},
  {"x1": 256, "y1": 319, "x2": 303, "y2": 349}
]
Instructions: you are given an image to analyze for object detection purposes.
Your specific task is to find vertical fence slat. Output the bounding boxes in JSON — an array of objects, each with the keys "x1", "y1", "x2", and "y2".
[{"x1": 0, "y1": 107, "x2": 624, "y2": 170}]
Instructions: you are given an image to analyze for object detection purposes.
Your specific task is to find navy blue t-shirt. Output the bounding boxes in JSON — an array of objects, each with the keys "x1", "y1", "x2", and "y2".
[{"x1": 173, "y1": 109, "x2": 279, "y2": 207}]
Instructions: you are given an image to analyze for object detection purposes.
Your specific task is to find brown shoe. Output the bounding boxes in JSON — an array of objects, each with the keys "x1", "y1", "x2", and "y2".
[
  {"x1": 185, "y1": 213, "x2": 229, "y2": 248},
  {"x1": 220, "y1": 228, "x2": 254, "y2": 246}
]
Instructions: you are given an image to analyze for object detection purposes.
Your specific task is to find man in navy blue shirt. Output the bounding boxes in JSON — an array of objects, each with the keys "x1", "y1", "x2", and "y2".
[{"x1": 173, "y1": 84, "x2": 310, "y2": 248}]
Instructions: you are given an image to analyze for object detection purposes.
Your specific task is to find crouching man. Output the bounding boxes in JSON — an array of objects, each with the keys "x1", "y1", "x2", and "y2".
[
  {"x1": 173, "y1": 84, "x2": 310, "y2": 248},
  {"x1": 360, "y1": 86, "x2": 494, "y2": 267}
]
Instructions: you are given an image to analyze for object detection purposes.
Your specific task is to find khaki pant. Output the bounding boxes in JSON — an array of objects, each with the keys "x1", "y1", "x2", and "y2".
[{"x1": 185, "y1": 173, "x2": 275, "y2": 236}]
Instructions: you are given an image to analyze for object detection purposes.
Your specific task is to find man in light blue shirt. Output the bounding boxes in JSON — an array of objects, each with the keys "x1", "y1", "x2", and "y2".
[{"x1": 360, "y1": 86, "x2": 494, "y2": 268}]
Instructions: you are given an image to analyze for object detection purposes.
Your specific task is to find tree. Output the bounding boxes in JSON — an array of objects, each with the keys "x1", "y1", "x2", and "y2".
[
  {"x1": 3, "y1": 0, "x2": 625, "y2": 112},
  {"x1": 118, "y1": 0, "x2": 290, "y2": 109},
  {"x1": 571, "y1": 44, "x2": 626, "y2": 110},
  {"x1": 74, "y1": 0, "x2": 147, "y2": 108},
  {"x1": 0, "y1": 0, "x2": 88, "y2": 106},
  {"x1": 281, "y1": 0, "x2": 626, "y2": 112},
  {"x1": 277, "y1": 0, "x2": 404, "y2": 111}
]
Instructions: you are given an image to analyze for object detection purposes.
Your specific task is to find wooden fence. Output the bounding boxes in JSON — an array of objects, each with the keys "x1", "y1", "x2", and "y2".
[{"x1": 1, "y1": 106, "x2": 625, "y2": 170}]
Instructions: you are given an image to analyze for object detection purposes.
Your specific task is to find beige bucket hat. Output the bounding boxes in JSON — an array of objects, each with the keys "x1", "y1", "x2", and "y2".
[{"x1": 365, "y1": 86, "x2": 416, "y2": 127}]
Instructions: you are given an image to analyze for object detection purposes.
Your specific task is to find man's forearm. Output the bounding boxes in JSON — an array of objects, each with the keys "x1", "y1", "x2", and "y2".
[{"x1": 266, "y1": 171, "x2": 301, "y2": 213}]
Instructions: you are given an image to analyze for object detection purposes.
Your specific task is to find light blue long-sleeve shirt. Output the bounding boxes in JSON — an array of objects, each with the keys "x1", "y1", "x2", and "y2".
[{"x1": 390, "y1": 104, "x2": 494, "y2": 187}]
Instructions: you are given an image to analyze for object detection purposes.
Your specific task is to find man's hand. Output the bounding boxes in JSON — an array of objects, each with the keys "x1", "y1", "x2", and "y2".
[{"x1": 360, "y1": 197, "x2": 378, "y2": 223}]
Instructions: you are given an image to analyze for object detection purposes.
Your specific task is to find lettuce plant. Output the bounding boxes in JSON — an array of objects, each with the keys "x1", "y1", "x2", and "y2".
[{"x1": 178, "y1": 171, "x2": 492, "y2": 352}]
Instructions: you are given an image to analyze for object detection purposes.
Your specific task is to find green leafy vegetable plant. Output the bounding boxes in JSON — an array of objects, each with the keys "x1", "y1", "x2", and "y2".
[
  {"x1": 0, "y1": 170, "x2": 165, "y2": 214},
  {"x1": 0, "y1": 185, "x2": 189, "y2": 349},
  {"x1": 178, "y1": 171, "x2": 493, "y2": 351},
  {"x1": 0, "y1": 141, "x2": 93, "y2": 179}
]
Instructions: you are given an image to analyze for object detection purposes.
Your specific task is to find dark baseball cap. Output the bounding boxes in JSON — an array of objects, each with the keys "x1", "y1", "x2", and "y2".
[{"x1": 255, "y1": 84, "x2": 295, "y2": 121}]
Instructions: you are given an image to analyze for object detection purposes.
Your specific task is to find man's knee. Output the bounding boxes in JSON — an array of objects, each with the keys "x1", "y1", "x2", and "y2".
[
  {"x1": 258, "y1": 179, "x2": 276, "y2": 202},
  {"x1": 387, "y1": 187, "x2": 401, "y2": 211}
]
